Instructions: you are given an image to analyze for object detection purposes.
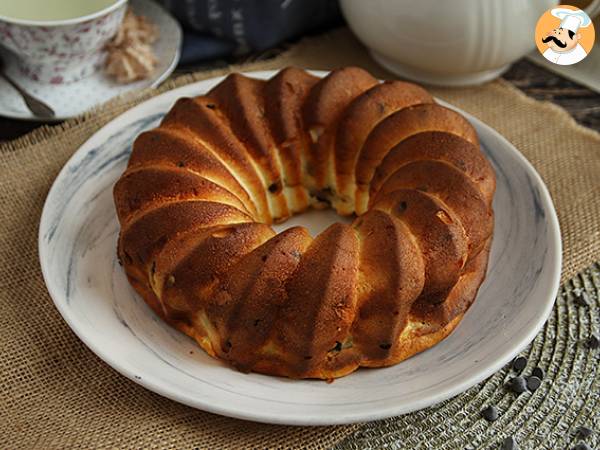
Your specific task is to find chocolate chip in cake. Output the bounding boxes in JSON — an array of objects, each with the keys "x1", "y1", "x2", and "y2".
[
  {"x1": 526, "y1": 376, "x2": 541, "y2": 391},
  {"x1": 507, "y1": 376, "x2": 527, "y2": 394},
  {"x1": 481, "y1": 405, "x2": 498, "y2": 422},
  {"x1": 573, "y1": 292, "x2": 590, "y2": 307},
  {"x1": 512, "y1": 356, "x2": 527, "y2": 373},
  {"x1": 379, "y1": 343, "x2": 392, "y2": 350},
  {"x1": 502, "y1": 436, "x2": 518, "y2": 450},
  {"x1": 577, "y1": 426, "x2": 593, "y2": 440},
  {"x1": 314, "y1": 187, "x2": 333, "y2": 205},
  {"x1": 330, "y1": 341, "x2": 343, "y2": 352},
  {"x1": 531, "y1": 367, "x2": 544, "y2": 380},
  {"x1": 585, "y1": 334, "x2": 599, "y2": 349},
  {"x1": 268, "y1": 181, "x2": 282, "y2": 194}
]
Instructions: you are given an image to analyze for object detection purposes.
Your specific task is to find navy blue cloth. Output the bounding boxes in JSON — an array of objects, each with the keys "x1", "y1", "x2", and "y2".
[{"x1": 159, "y1": 0, "x2": 342, "y2": 64}]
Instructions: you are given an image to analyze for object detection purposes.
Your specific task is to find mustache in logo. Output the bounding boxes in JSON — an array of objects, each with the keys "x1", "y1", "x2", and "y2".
[{"x1": 542, "y1": 35, "x2": 567, "y2": 48}]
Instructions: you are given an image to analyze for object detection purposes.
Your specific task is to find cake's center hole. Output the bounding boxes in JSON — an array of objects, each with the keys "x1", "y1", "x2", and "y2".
[{"x1": 272, "y1": 208, "x2": 353, "y2": 237}]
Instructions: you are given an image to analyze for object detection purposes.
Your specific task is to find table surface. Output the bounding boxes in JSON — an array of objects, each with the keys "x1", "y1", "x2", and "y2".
[{"x1": 1, "y1": 58, "x2": 599, "y2": 142}]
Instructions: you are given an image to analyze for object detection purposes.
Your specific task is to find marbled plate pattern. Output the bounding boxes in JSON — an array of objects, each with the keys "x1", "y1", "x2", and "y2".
[{"x1": 39, "y1": 70, "x2": 562, "y2": 426}]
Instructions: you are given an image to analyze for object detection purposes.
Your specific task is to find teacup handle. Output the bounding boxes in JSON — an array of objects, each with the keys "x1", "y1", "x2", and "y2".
[{"x1": 583, "y1": 0, "x2": 600, "y2": 18}]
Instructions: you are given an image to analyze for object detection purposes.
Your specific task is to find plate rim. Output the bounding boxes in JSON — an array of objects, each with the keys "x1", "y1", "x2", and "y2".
[{"x1": 39, "y1": 69, "x2": 562, "y2": 426}]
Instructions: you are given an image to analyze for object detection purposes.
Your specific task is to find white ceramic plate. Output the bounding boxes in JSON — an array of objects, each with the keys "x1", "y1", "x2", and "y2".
[
  {"x1": 0, "y1": 0, "x2": 181, "y2": 121},
  {"x1": 39, "y1": 70, "x2": 562, "y2": 426}
]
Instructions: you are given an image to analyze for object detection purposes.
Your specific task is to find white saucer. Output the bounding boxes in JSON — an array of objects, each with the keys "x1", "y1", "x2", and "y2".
[
  {"x1": 0, "y1": 0, "x2": 181, "y2": 121},
  {"x1": 39, "y1": 70, "x2": 562, "y2": 426}
]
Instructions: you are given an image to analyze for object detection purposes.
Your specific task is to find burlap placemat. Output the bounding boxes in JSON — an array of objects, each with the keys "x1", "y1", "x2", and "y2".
[{"x1": 1, "y1": 28, "x2": 599, "y2": 449}]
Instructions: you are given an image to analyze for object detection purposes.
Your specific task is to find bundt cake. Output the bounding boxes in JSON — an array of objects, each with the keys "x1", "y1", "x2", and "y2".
[{"x1": 113, "y1": 67, "x2": 495, "y2": 379}]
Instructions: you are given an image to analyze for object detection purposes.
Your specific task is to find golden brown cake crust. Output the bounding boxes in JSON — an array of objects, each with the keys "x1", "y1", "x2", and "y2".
[
  {"x1": 114, "y1": 67, "x2": 496, "y2": 380},
  {"x1": 263, "y1": 68, "x2": 320, "y2": 212}
]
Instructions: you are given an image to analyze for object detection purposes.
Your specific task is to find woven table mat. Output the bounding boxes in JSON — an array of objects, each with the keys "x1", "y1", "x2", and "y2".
[
  {"x1": 1, "y1": 27, "x2": 599, "y2": 449},
  {"x1": 334, "y1": 264, "x2": 600, "y2": 450}
]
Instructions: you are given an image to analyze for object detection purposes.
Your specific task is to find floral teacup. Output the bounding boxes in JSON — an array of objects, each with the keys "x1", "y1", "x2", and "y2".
[{"x1": 0, "y1": 0, "x2": 127, "y2": 84}]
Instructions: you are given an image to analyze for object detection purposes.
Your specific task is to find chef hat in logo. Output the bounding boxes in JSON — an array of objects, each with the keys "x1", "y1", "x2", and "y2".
[{"x1": 551, "y1": 7, "x2": 592, "y2": 33}]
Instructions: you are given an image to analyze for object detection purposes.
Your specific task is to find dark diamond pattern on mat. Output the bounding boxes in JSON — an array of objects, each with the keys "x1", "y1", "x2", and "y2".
[
  {"x1": 574, "y1": 292, "x2": 590, "y2": 307},
  {"x1": 585, "y1": 334, "x2": 599, "y2": 349},
  {"x1": 572, "y1": 443, "x2": 592, "y2": 450},
  {"x1": 531, "y1": 366, "x2": 545, "y2": 379},
  {"x1": 506, "y1": 376, "x2": 528, "y2": 394},
  {"x1": 526, "y1": 376, "x2": 542, "y2": 392},
  {"x1": 577, "y1": 426, "x2": 593, "y2": 440},
  {"x1": 502, "y1": 436, "x2": 518, "y2": 450},
  {"x1": 481, "y1": 405, "x2": 499, "y2": 422},
  {"x1": 511, "y1": 356, "x2": 527, "y2": 373}
]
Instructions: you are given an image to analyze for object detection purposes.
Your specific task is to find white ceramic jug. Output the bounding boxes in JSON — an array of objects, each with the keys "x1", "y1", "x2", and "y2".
[{"x1": 341, "y1": 0, "x2": 600, "y2": 86}]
